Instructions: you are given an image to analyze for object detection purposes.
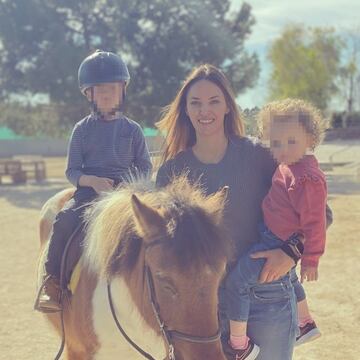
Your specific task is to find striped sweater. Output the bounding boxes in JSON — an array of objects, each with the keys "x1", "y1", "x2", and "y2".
[{"x1": 66, "y1": 114, "x2": 152, "y2": 186}]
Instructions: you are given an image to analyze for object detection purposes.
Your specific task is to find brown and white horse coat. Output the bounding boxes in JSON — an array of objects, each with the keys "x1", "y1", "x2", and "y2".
[{"x1": 38, "y1": 178, "x2": 230, "y2": 359}]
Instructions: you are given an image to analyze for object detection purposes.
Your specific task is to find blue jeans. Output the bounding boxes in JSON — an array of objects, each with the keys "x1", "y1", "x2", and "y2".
[
  {"x1": 219, "y1": 278, "x2": 297, "y2": 359},
  {"x1": 220, "y1": 227, "x2": 300, "y2": 359},
  {"x1": 45, "y1": 186, "x2": 97, "y2": 278},
  {"x1": 226, "y1": 226, "x2": 305, "y2": 321},
  {"x1": 291, "y1": 267, "x2": 306, "y2": 302}
]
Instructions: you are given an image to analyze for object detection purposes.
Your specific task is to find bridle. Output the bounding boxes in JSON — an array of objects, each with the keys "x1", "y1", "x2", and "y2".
[{"x1": 107, "y1": 237, "x2": 221, "y2": 360}]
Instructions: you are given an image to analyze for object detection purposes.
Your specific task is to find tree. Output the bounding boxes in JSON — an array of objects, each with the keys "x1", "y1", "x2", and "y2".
[
  {"x1": 338, "y1": 29, "x2": 360, "y2": 115},
  {"x1": 268, "y1": 24, "x2": 343, "y2": 110},
  {"x1": 0, "y1": 0, "x2": 259, "y2": 134},
  {"x1": 242, "y1": 106, "x2": 260, "y2": 136}
]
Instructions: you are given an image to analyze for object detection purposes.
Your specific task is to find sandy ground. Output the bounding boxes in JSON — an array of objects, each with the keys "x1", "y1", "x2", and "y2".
[{"x1": 0, "y1": 140, "x2": 360, "y2": 359}]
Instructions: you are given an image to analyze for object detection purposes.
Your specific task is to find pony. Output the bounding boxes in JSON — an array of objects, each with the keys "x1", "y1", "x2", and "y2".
[{"x1": 37, "y1": 177, "x2": 231, "y2": 359}]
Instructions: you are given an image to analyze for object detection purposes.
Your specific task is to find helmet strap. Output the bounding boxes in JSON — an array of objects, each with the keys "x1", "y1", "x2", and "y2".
[{"x1": 119, "y1": 86, "x2": 126, "y2": 111}]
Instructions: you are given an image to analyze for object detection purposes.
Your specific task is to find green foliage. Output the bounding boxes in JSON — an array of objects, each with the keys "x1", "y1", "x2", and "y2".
[
  {"x1": 337, "y1": 30, "x2": 360, "y2": 113},
  {"x1": 268, "y1": 24, "x2": 343, "y2": 110},
  {"x1": 0, "y1": 102, "x2": 87, "y2": 138},
  {"x1": 0, "y1": 0, "x2": 259, "y2": 134},
  {"x1": 242, "y1": 106, "x2": 260, "y2": 136}
]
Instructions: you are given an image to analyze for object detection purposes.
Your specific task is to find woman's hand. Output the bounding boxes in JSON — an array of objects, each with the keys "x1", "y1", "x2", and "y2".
[
  {"x1": 300, "y1": 265, "x2": 318, "y2": 283},
  {"x1": 79, "y1": 175, "x2": 114, "y2": 194},
  {"x1": 251, "y1": 249, "x2": 295, "y2": 283}
]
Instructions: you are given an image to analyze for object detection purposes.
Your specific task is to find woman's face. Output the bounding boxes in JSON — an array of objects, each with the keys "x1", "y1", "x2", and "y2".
[{"x1": 186, "y1": 79, "x2": 229, "y2": 138}]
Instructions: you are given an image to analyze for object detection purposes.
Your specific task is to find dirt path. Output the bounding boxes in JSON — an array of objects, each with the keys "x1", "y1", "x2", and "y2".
[
  {"x1": 0, "y1": 182, "x2": 66, "y2": 360},
  {"x1": 0, "y1": 177, "x2": 359, "y2": 359}
]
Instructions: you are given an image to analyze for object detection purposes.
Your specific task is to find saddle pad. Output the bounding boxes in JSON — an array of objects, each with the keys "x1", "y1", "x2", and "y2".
[{"x1": 68, "y1": 259, "x2": 82, "y2": 293}]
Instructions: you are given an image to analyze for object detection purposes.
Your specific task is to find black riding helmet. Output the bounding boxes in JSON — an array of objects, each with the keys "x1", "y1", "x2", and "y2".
[{"x1": 78, "y1": 49, "x2": 130, "y2": 95}]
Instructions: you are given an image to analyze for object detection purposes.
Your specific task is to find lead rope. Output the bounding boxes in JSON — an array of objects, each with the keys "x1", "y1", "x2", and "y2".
[
  {"x1": 107, "y1": 282, "x2": 157, "y2": 360},
  {"x1": 53, "y1": 221, "x2": 85, "y2": 359},
  {"x1": 53, "y1": 292, "x2": 66, "y2": 360},
  {"x1": 144, "y1": 266, "x2": 176, "y2": 360},
  {"x1": 34, "y1": 276, "x2": 66, "y2": 360}
]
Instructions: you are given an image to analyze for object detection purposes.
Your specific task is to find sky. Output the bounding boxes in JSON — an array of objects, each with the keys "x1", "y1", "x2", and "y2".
[{"x1": 231, "y1": 0, "x2": 360, "y2": 108}]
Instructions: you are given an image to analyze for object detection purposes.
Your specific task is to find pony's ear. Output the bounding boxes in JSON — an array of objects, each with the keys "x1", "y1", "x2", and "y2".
[
  {"x1": 131, "y1": 194, "x2": 166, "y2": 239},
  {"x1": 206, "y1": 186, "x2": 228, "y2": 225}
]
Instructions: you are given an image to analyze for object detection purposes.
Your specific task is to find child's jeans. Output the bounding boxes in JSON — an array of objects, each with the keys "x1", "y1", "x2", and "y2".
[
  {"x1": 291, "y1": 266, "x2": 306, "y2": 302},
  {"x1": 44, "y1": 186, "x2": 97, "y2": 279},
  {"x1": 225, "y1": 225, "x2": 305, "y2": 323},
  {"x1": 219, "y1": 269, "x2": 298, "y2": 359}
]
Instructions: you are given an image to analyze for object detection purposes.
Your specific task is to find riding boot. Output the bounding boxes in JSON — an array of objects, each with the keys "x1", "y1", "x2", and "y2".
[{"x1": 35, "y1": 275, "x2": 62, "y2": 313}]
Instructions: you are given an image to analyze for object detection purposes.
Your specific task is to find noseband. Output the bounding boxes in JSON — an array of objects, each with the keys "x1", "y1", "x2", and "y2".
[{"x1": 107, "y1": 237, "x2": 221, "y2": 360}]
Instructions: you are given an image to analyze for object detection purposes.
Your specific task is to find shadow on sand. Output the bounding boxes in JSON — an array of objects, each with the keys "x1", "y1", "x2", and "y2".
[
  {"x1": 1, "y1": 173, "x2": 359, "y2": 211},
  {"x1": 326, "y1": 173, "x2": 360, "y2": 196},
  {"x1": 0, "y1": 180, "x2": 69, "y2": 210}
]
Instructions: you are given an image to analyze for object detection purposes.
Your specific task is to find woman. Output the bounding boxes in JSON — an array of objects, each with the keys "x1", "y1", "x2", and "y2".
[{"x1": 155, "y1": 64, "x2": 298, "y2": 360}]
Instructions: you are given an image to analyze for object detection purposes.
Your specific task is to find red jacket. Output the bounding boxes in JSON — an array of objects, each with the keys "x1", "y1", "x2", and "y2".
[{"x1": 262, "y1": 155, "x2": 327, "y2": 267}]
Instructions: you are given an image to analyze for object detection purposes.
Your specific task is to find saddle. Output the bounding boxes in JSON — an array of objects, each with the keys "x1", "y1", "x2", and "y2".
[
  {"x1": 59, "y1": 223, "x2": 86, "y2": 292},
  {"x1": 34, "y1": 224, "x2": 85, "y2": 313}
]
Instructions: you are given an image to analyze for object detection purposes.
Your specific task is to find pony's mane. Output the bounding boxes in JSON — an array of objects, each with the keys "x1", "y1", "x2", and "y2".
[{"x1": 84, "y1": 176, "x2": 230, "y2": 279}]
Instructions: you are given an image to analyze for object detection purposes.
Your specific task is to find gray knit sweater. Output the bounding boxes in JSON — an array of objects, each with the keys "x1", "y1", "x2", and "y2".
[
  {"x1": 66, "y1": 114, "x2": 152, "y2": 186},
  {"x1": 156, "y1": 136, "x2": 277, "y2": 258}
]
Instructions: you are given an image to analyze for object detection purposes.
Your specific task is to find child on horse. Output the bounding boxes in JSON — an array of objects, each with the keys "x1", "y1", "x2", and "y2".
[
  {"x1": 225, "y1": 98, "x2": 328, "y2": 359},
  {"x1": 36, "y1": 50, "x2": 152, "y2": 313}
]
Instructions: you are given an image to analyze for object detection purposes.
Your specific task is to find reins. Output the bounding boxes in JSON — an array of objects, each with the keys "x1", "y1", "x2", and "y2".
[{"x1": 107, "y1": 237, "x2": 221, "y2": 360}]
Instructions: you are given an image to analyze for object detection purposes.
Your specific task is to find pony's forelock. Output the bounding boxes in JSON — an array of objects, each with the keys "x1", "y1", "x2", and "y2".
[{"x1": 83, "y1": 176, "x2": 229, "y2": 279}]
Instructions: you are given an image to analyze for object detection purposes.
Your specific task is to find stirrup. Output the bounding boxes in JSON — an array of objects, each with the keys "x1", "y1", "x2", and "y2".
[{"x1": 34, "y1": 275, "x2": 63, "y2": 313}]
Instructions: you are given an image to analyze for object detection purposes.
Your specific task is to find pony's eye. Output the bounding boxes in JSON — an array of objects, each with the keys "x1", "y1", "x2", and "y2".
[
  {"x1": 163, "y1": 284, "x2": 178, "y2": 297},
  {"x1": 155, "y1": 273, "x2": 178, "y2": 297}
]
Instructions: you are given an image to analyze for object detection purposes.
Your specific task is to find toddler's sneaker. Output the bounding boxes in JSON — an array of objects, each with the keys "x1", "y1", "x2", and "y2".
[
  {"x1": 223, "y1": 339, "x2": 260, "y2": 360},
  {"x1": 295, "y1": 321, "x2": 321, "y2": 346}
]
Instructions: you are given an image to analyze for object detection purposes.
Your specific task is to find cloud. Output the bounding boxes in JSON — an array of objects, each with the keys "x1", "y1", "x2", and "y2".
[{"x1": 244, "y1": 0, "x2": 360, "y2": 46}]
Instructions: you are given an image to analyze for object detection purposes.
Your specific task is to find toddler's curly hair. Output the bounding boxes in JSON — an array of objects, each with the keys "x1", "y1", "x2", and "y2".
[{"x1": 257, "y1": 98, "x2": 328, "y2": 150}]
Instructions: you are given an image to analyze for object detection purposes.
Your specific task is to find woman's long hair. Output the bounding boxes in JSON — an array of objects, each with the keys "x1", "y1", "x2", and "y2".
[{"x1": 156, "y1": 64, "x2": 245, "y2": 164}]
